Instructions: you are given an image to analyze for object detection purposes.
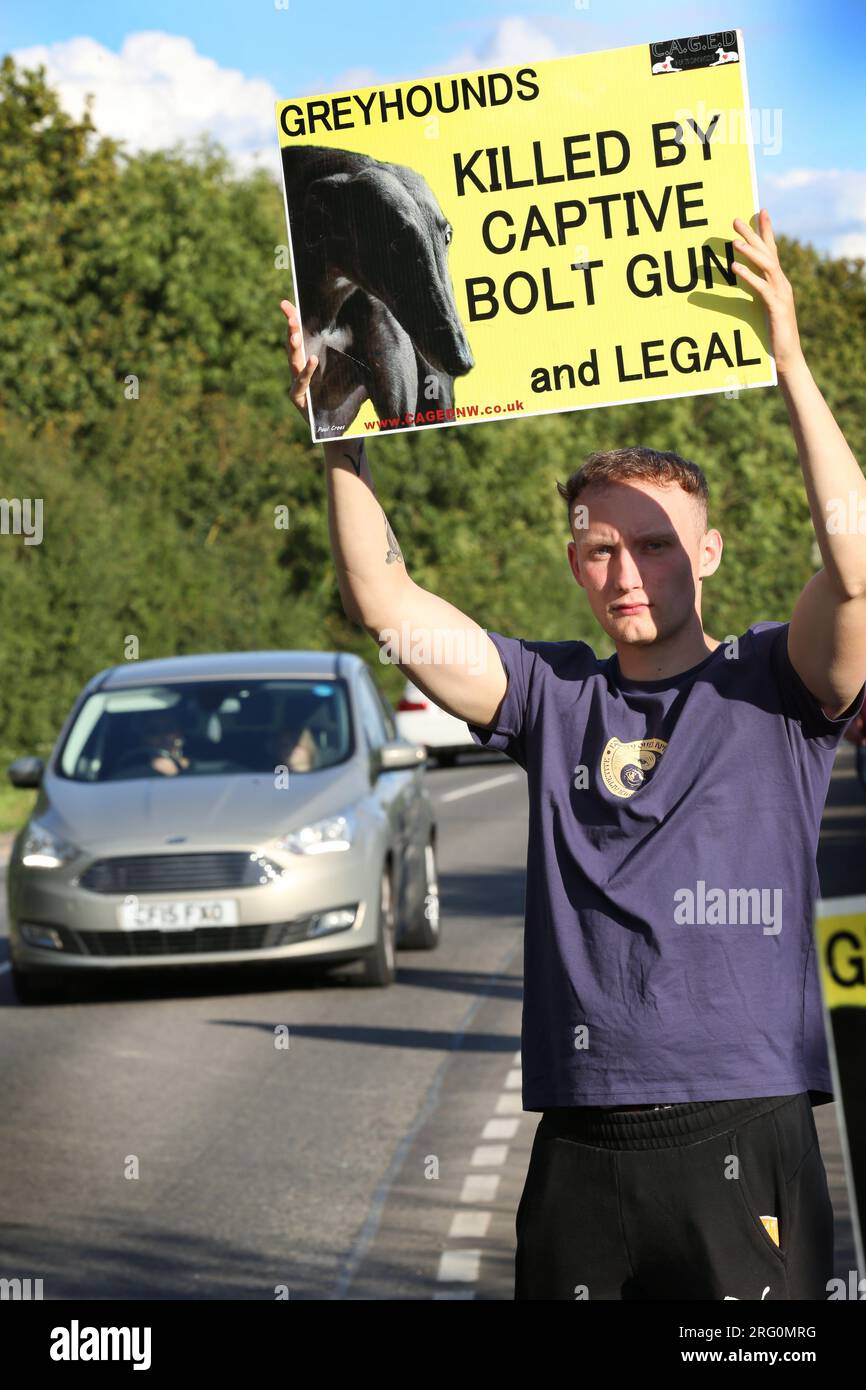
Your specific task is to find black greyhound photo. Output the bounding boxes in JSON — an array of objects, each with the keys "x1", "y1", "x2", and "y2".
[{"x1": 280, "y1": 144, "x2": 475, "y2": 436}]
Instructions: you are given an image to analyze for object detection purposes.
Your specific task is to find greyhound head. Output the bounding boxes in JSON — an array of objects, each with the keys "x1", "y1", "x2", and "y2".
[{"x1": 302, "y1": 162, "x2": 474, "y2": 379}]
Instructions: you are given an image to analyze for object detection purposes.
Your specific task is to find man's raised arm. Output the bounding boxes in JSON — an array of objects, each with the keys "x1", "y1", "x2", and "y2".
[
  {"x1": 280, "y1": 300, "x2": 507, "y2": 729},
  {"x1": 730, "y1": 212, "x2": 866, "y2": 720}
]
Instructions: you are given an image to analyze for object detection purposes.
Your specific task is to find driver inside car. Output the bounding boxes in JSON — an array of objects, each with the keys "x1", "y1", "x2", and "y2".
[{"x1": 113, "y1": 708, "x2": 192, "y2": 778}]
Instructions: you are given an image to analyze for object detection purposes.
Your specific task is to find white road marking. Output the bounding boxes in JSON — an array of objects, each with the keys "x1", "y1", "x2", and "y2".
[
  {"x1": 433, "y1": 1289, "x2": 476, "y2": 1299},
  {"x1": 495, "y1": 1093, "x2": 522, "y2": 1115},
  {"x1": 460, "y1": 1173, "x2": 500, "y2": 1203},
  {"x1": 437, "y1": 1249, "x2": 482, "y2": 1282},
  {"x1": 471, "y1": 1144, "x2": 508, "y2": 1166},
  {"x1": 333, "y1": 933, "x2": 523, "y2": 1300},
  {"x1": 449, "y1": 1211, "x2": 491, "y2": 1238},
  {"x1": 434, "y1": 1035, "x2": 525, "y2": 1295},
  {"x1": 482, "y1": 1118, "x2": 519, "y2": 1140},
  {"x1": 437, "y1": 772, "x2": 520, "y2": 803}
]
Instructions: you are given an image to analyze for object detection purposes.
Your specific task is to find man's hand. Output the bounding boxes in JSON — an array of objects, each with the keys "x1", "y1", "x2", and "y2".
[
  {"x1": 280, "y1": 299, "x2": 319, "y2": 425},
  {"x1": 730, "y1": 209, "x2": 804, "y2": 375}
]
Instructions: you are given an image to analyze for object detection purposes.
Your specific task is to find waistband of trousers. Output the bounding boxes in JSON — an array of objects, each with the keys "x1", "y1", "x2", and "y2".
[{"x1": 539, "y1": 1094, "x2": 803, "y2": 1150}]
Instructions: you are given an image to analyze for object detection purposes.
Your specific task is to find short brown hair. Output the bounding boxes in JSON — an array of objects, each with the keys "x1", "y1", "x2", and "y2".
[{"x1": 556, "y1": 446, "x2": 709, "y2": 535}]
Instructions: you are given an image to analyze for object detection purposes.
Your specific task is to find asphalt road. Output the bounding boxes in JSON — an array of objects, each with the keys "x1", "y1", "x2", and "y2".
[{"x1": 0, "y1": 743, "x2": 863, "y2": 1300}]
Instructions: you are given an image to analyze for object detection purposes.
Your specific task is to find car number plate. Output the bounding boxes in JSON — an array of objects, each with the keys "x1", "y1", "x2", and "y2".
[{"x1": 117, "y1": 899, "x2": 240, "y2": 930}]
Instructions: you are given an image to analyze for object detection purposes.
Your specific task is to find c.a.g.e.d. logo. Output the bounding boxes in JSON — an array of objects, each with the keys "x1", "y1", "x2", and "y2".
[{"x1": 649, "y1": 32, "x2": 740, "y2": 74}]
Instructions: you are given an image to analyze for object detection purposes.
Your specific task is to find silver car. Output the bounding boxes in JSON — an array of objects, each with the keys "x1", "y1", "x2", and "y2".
[{"x1": 7, "y1": 651, "x2": 439, "y2": 1002}]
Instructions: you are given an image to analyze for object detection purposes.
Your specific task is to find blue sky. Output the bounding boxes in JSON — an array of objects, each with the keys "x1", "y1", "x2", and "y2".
[{"x1": 4, "y1": 0, "x2": 865, "y2": 255}]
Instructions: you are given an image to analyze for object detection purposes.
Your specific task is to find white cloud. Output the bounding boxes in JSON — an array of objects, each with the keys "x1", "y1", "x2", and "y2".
[
  {"x1": 11, "y1": 29, "x2": 866, "y2": 265},
  {"x1": 319, "y1": 17, "x2": 563, "y2": 97},
  {"x1": 831, "y1": 233, "x2": 866, "y2": 260},
  {"x1": 423, "y1": 16, "x2": 563, "y2": 75},
  {"x1": 12, "y1": 31, "x2": 279, "y2": 172},
  {"x1": 12, "y1": 20, "x2": 565, "y2": 170},
  {"x1": 763, "y1": 169, "x2": 866, "y2": 260}
]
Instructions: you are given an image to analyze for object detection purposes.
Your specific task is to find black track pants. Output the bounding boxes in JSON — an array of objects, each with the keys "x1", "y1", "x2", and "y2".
[{"x1": 514, "y1": 1093, "x2": 834, "y2": 1300}]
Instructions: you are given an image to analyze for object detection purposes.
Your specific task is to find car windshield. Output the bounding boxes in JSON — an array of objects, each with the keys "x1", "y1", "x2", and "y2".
[{"x1": 56, "y1": 679, "x2": 353, "y2": 782}]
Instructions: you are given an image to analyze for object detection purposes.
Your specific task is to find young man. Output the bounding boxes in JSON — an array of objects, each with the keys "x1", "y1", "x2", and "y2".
[{"x1": 280, "y1": 210, "x2": 866, "y2": 1300}]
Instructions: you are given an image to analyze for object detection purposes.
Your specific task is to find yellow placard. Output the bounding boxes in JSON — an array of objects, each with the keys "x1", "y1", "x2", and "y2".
[
  {"x1": 816, "y1": 897, "x2": 866, "y2": 1010},
  {"x1": 759, "y1": 1215, "x2": 780, "y2": 1247},
  {"x1": 275, "y1": 29, "x2": 773, "y2": 442}
]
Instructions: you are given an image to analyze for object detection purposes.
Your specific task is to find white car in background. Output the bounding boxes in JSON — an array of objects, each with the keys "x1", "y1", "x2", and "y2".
[{"x1": 394, "y1": 679, "x2": 499, "y2": 767}]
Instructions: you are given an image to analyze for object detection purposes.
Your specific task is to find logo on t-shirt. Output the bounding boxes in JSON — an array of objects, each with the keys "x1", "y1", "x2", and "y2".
[{"x1": 600, "y1": 736, "x2": 667, "y2": 797}]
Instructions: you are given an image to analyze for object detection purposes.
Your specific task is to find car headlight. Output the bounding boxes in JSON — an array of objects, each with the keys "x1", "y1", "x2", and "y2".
[
  {"x1": 269, "y1": 812, "x2": 355, "y2": 855},
  {"x1": 19, "y1": 820, "x2": 81, "y2": 869}
]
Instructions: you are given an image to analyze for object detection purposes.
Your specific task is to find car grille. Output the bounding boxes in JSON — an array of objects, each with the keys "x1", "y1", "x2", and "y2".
[
  {"x1": 78, "y1": 853, "x2": 281, "y2": 894},
  {"x1": 52, "y1": 921, "x2": 316, "y2": 957}
]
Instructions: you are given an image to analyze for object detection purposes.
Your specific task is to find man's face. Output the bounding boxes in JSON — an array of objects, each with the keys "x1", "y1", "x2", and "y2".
[{"x1": 566, "y1": 480, "x2": 722, "y2": 646}]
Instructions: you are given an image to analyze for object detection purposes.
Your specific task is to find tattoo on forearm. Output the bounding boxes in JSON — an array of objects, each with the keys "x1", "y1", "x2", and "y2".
[
  {"x1": 341, "y1": 441, "x2": 365, "y2": 477},
  {"x1": 383, "y1": 510, "x2": 403, "y2": 565}
]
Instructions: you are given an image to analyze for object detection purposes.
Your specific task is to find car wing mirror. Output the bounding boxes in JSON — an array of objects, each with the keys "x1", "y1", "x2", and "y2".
[
  {"x1": 8, "y1": 756, "x2": 45, "y2": 789},
  {"x1": 376, "y1": 739, "x2": 427, "y2": 775}
]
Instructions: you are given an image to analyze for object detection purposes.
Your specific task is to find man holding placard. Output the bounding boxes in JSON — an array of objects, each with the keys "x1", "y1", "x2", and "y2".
[{"x1": 280, "y1": 195, "x2": 866, "y2": 1300}]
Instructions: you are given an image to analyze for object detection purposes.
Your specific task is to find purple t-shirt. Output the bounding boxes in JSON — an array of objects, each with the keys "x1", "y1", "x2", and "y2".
[{"x1": 467, "y1": 621, "x2": 864, "y2": 1110}]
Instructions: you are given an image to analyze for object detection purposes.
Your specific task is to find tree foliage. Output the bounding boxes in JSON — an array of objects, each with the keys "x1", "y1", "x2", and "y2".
[{"x1": 1, "y1": 55, "x2": 865, "y2": 757}]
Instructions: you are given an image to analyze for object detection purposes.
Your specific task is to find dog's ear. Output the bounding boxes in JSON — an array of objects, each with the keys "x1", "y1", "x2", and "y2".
[{"x1": 302, "y1": 172, "x2": 354, "y2": 252}]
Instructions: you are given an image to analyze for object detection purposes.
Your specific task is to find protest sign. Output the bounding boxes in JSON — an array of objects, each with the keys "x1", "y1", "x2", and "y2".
[
  {"x1": 275, "y1": 29, "x2": 774, "y2": 443},
  {"x1": 815, "y1": 895, "x2": 866, "y2": 1274}
]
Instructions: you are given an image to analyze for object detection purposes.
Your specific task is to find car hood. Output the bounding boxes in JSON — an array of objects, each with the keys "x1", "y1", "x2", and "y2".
[{"x1": 37, "y1": 763, "x2": 367, "y2": 853}]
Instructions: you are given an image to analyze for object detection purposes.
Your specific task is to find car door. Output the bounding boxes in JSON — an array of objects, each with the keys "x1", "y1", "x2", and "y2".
[
  {"x1": 375, "y1": 681, "x2": 431, "y2": 918},
  {"x1": 355, "y1": 669, "x2": 413, "y2": 906}
]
